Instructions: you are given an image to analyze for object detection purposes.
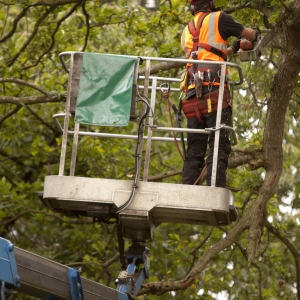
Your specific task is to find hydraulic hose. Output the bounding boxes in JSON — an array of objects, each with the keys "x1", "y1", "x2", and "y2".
[{"x1": 116, "y1": 96, "x2": 151, "y2": 213}]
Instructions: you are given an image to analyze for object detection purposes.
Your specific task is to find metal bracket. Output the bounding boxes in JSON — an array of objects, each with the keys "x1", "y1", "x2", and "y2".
[
  {"x1": 116, "y1": 242, "x2": 150, "y2": 299},
  {"x1": 67, "y1": 268, "x2": 84, "y2": 300}
]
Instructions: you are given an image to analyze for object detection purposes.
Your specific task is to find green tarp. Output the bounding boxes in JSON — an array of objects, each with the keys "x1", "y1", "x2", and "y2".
[{"x1": 74, "y1": 53, "x2": 139, "y2": 126}]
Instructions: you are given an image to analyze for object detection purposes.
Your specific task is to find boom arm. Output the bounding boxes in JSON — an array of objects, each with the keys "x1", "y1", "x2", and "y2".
[{"x1": 0, "y1": 237, "x2": 131, "y2": 300}]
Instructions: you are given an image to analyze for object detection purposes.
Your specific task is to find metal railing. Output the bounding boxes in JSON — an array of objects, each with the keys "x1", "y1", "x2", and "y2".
[{"x1": 57, "y1": 52, "x2": 243, "y2": 187}]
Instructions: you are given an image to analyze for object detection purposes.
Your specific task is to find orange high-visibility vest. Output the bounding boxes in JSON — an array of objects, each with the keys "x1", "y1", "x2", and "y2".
[
  {"x1": 181, "y1": 11, "x2": 228, "y2": 61},
  {"x1": 181, "y1": 11, "x2": 228, "y2": 89}
]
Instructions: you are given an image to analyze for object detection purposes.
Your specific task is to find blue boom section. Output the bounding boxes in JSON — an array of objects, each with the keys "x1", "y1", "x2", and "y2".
[
  {"x1": 0, "y1": 238, "x2": 20, "y2": 287},
  {"x1": 0, "y1": 238, "x2": 133, "y2": 300}
]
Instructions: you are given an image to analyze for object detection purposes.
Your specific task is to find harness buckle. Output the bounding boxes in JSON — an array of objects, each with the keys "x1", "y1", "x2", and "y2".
[
  {"x1": 159, "y1": 83, "x2": 170, "y2": 93},
  {"x1": 190, "y1": 51, "x2": 198, "y2": 60},
  {"x1": 207, "y1": 69, "x2": 212, "y2": 82}
]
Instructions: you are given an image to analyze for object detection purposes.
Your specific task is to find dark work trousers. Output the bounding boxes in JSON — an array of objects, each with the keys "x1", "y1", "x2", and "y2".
[{"x1": 182, "y1": 106, "x2": 232, "y2": 187}]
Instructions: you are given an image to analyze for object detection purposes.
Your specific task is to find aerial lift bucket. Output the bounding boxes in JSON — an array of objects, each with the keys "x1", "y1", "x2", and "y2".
[{"x1": 40, "y1": 52, "x2": 243, "y2": 298}]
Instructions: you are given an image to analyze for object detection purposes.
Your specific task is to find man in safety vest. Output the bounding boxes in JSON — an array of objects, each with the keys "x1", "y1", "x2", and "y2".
[{"x1": 181, "y1": 0, "x2": 256, "y2": 187}]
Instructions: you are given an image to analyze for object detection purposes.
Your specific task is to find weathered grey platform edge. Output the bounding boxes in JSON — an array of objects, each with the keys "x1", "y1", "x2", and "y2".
[
  {"x1": 43, "y1": 175, "x2": 233, "y2": 223},
  {"x1": 44, "y1": 176, "x2": 232, "y2": 208}
]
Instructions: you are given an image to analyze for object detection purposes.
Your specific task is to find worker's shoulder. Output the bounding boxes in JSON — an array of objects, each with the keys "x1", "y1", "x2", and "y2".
[
  {"x1": 219, "y1": 11, "x2": 237, "y2": 23},
  {"x1": 219, "y1": 11, "x2": 244, "y2": 29},
  {"x1": 218, "y1": 11, "x2": 244, "y2": 39}
]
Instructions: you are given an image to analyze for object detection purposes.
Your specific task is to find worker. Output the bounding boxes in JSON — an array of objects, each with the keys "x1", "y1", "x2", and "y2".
[{"x1": 180, "y1": 0, "x2": 256, "y2": 187}]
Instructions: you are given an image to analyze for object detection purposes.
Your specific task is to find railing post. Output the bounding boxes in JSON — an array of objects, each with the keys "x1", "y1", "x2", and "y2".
[
  {"x1": 70, "y1": 119, "x2": 80, "y2": 176},
  {"x1": 211, "y1": 63, "x2": 227, "y2": 187},
  {"x1": 135, "y1": 59, "x2": 150, "y2": 182},
  {"x1": 59, "y1": 53, "x2": 75, "y2": 176},
  {"x1": 143, "y1": 77, "x2": 157, "y2": 181}
]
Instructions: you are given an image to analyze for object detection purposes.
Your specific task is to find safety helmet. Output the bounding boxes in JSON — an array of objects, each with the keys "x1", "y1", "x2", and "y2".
[{"x1": 189, "y1": 0, "x2": 217, "y2": 15}]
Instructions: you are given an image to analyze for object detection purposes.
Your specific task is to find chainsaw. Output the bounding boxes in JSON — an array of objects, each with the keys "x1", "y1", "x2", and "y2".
[{"x1": 238, "y1": 28, "x2": 264, "y2": 62}]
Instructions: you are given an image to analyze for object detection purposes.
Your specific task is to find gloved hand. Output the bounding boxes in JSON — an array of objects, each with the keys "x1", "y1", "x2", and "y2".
[{"x1": 231, "y1": 39, "x2": 241, "y2": 54}]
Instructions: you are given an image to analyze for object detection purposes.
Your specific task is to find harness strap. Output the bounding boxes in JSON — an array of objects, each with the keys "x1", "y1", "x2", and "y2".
[
  {"x1": 198, "y1": 43, "x2": 227, "y2": 61},
  {"x1": 188, "y1": 13, "x2": 209, "y2": 53},
  {"x1": 188, "y1": 14, "x2": 227, "y2": 61},
  {"x1": 193, "y1": 103, "x2": 204, "y2": 124}
]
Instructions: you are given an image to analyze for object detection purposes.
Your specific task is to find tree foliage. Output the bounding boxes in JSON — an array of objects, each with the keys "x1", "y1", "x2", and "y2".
[{"x1": 1, "y1": 0, "x2": 300, "y2": 299}]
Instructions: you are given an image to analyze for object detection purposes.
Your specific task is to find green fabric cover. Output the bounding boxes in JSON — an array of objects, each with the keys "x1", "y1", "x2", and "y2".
[{"x1": 75, "y1": 53, "x2": 138, "y2": 126}]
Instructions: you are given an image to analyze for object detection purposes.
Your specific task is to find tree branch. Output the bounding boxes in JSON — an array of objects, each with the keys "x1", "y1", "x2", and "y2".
[
  {"x1": 0, "y1": 104, "x2": 22, "y2": 128},
  {"x1": 0, "y1": 6, "x2": 29, "y2": 43},
  {"x1": 0, "y1": 78, "x2": 49, "y2": 95},
  {"x1": 0, "y1": 93, "x2": 66, "y2": 105},
  {"x1": 229, "y1": 148, "x2": 264, "y2": 170},
  {"x1": 26, "y1": 106, "x2": 60, "y2": 134},
  {"x1": 81, "y1": 2, "x2": 90, "y2": 52},
  {"x1": 3, "y1": 209, "x2": 93, "y2": 227},
  {"x1": 265, "y1": 220, "x2": 300, "y2": 297},
  {"x1": 138, "y1": 57, "x2": 186, "y2": 75},
  {"x1": 7, "y1": 7, "x2": 56, "y2": 66},
  {"x1": 23, "y1": 2, "x2": 81, "y2": 70},
  {"x1": 140, "y1": 217, "x2": 249, "y2": 296},
  {"x1": 30, "y1": 0, "x2": 84, "y2": 6}
]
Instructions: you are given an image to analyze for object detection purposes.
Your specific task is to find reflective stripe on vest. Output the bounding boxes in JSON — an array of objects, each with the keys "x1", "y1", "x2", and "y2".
[{"x1": 181, "y1": 29, "x2": 189, "y2": 55}]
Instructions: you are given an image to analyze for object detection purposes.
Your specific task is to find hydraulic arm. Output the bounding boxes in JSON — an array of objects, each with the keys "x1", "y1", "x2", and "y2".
[{"x1": 116, "y1": 241, "x2": 150, "y2": 299}]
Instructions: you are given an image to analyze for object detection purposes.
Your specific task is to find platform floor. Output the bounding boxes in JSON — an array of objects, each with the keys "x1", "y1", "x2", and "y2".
[{"x1": 42, "y1": 176, "x2": 236, "y2": 240}]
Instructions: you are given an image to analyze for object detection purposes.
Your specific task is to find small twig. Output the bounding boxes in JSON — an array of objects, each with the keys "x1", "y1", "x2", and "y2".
[{"x1": 278, "y1": 0, "x2": 290, "y2": 11}]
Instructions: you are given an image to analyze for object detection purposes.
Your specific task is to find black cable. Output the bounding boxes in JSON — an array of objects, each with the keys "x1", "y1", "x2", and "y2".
[
  {"x1": 116, "y1": 95, "x2": 151, "y2": 213},
  {"x1": 175, "y1": 93, "x2": 187, "y2": 160}
]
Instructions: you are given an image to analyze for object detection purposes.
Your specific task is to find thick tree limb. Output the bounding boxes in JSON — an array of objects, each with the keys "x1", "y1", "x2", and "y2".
[
  {"x1": 246, "y1": 2, "x2": 300, "y2": 267},
  {"x1": 138, "y1": 57, "x2": 186, "y2": 75},
  {"x1": 140, "y1": 2, "x2": 300, "y2": 296},
  {"x1": 229, "y1": 148, "x2": 264, "y2": 170},
  {"x1": 140, "y1": 217, "x2": 249, "y2": 295}
]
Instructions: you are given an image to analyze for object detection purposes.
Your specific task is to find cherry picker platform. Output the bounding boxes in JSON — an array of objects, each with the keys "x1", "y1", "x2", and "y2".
[
  {"x1": 35, "y1": 52, "x2": 244, "y2": 299},
  {"x1": 41, "y1": 52, "x2": 243, "y2": 235}
]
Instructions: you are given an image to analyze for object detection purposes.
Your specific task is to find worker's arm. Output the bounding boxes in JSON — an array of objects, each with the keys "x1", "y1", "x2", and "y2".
[
  {"x1": 219, "y1": 13, "x2": 256, "y2": 56},
  {"x1": 240, "y1": 27, "x2": 256, "y2": 41},
  {"x1": 227, "y1": 28, "x2": 257, "y2": 56}
]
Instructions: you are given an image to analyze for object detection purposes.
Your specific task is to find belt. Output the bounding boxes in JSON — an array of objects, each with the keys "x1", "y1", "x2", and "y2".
[
  {"x1": 187, "y1": 76, "x2": 227, "y2": 86},
  {"x1": 187, "y1": 65, "x2": 226, "y2": 85}
]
